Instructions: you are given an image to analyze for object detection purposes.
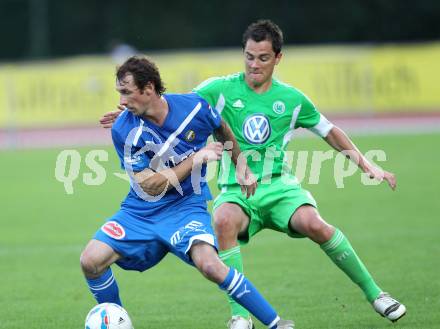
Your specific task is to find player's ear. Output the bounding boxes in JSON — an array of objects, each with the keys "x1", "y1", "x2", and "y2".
[
  {"x1": 275, "y1": 52, "x2": 282, "y2": 65},
  {"x1": 142, "y1": 82, "x2": 155, "y2": 94}
]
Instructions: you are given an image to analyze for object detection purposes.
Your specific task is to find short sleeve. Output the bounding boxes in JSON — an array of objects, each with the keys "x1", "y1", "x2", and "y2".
[
  {"x1": 295, "y1": 93, "x2": 321, "y2": 129},
  {"x1": 193, "y1": 76, "x2": 225, "y2": 109},
  {"x1": 295, "y1": 93, "x2": 333, "y2": 137},
  {"x1": 111, "y1": 127, "x2": 125, "y2": 169},
  {"x1": 200, "y1": 97, "x2": 222, "y2": 132}
]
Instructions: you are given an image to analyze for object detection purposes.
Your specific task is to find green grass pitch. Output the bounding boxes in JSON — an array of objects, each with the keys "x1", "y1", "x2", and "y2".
[{"x1": 1, "y1": 133, "x2": 439, "y2": 329}]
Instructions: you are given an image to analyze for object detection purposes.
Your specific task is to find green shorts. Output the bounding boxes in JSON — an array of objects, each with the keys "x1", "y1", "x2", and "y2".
[{"x1": 213, "y1": 175, "x2": 317, "y2": 244}]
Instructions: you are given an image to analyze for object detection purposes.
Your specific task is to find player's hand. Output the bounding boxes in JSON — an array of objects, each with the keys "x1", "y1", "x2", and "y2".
[
  {"x1": 99, "y1": 105, "x2": 124, "y2": 128},
  {"x1": 193, "y1": 142, "x2": 223, "y2": 165},
  {"x1": 134, "y1": 170, "x2": 154, "y2": 190},
  {"x1": 236, "y1": 164, "x2": 258, "y2": 198},
  {"x1": 364, "y1": 164, "x2": 397, "y2": 190},
  {"x1": 382, "y1": 170, "x2": 396, "y2": 190}
]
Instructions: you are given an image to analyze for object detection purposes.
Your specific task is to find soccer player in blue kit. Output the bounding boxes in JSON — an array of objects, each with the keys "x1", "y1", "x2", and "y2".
[{"x1": 80, "y1": 56, "x2": 294, "y2": 329}]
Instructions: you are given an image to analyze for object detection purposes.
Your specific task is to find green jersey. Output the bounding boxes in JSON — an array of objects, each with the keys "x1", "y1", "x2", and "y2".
[{"x1": 194, "y1": 72, "x2": 333, "y2": 187}]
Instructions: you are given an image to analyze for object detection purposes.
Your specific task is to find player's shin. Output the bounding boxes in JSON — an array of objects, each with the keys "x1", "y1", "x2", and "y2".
[
  {"x1": 219, "y1": 246, "x2": 251, "y2": 319},
  {"x1": 85, "y1": 267, "x2": 122, "y2": 306},
  {"x1": 219, "y1": 267, "x2": 280, "y2": 328},
  {"x1": 320, "y1": 228, "x2": 382, "y2": 302}
]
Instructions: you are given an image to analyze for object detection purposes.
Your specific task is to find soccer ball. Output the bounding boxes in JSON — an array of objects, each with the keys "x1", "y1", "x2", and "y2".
[{"x1": 85, "y1": 303, "x2": 134, "y2": 329}]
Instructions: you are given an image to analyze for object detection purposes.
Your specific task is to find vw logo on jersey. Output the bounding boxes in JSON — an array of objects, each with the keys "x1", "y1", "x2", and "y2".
[
  {"x1": 242, "y1": 114, "x2": 271, "y2": 144},
  {"x1": 272, "y1": 101, "x2": 286, "y2": 114}
]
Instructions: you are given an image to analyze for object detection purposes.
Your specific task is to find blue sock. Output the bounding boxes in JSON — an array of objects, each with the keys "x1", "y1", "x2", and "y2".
[
  {"x1": 219, "y1": 268, "x2": 280, "y2": 328},
  {"x1": 86, "y1": 267, "x2": 122, "y2": 306}
]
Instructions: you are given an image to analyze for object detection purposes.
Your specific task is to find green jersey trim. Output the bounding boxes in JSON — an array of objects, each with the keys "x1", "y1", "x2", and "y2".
[
  {"x1": 282, "y1": 104, "x2": 302, "y2": 149},
  {"x1": 215, "y1": 93, "x2": 226, "y2": 113}
]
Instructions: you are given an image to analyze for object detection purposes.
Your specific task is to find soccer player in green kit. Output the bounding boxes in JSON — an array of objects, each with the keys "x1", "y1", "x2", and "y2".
[
  {"x1": 100, "y1": 19, "x2": 406, "y2": 329},
  {"x1": 193, "y1": 20, "x2": 406, "y2": 329}
]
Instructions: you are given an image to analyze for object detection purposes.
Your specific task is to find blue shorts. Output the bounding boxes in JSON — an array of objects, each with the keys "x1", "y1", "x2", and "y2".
[{"x1": 93, "y1": 196, "x2": 217, "y2": 272}]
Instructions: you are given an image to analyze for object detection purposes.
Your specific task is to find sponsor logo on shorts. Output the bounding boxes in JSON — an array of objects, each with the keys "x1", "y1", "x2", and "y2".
[{"x1": 101, "y1": 221, "x2": 126, "y2": 239}]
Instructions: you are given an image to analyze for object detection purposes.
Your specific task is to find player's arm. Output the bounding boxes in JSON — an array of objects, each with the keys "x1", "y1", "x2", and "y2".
[
  {"x1": 134, "y1": 142, "x2": 224, "y2": 196},
  {"x1": 213, "y1": 119, "x2": 257, "y2": 198},
  {"x1": 297, "y1": 92, "x2": 396, "y2": 190},
  {"x1": 324, "y1": 126, "x2": 396, "y2": 190},
  {"x1": 100, "y1": 105, "x2": 124, "y2": 128}
]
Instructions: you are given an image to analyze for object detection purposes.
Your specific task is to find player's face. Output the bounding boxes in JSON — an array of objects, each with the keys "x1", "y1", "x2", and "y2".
[
  {"x1": 244, "y1": 39, "x2": 282, "y2": 90},
  {"x1": 116, "y1": 74, "x2": 150, "y2": 116}
]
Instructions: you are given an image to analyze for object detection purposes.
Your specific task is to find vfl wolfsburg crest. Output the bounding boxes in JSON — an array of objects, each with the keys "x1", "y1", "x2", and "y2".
[
  {"x1": 272, "y1": 101, "x2": 285, "y2": 114},
  {"x1": 242, "y1": 114, "x2": 271, "y2": 144}
]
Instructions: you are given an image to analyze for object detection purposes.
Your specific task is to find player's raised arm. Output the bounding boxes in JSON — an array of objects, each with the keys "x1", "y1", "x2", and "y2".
[
  {"x1": 134, "y1": 142, "x2": 224, "y2": 196},
  {"x1": 324, "y1": 125, "x2": 397, "y2": 190},
  {"x1": 213, "y1": 119, "x2": 257, "y2": 198}
]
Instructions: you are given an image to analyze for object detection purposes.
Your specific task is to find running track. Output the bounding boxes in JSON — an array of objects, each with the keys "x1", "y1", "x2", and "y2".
[{"x1": 1, "y1": 113, "x2": 439, "y2": 150}]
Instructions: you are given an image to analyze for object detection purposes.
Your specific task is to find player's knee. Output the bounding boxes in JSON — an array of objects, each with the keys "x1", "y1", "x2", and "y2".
[
  {"x1": 197, "y1": 259, "x2": 223, "y2": 283},
  {"x1": 307, "y1": 219, "x2": 334, "y2": 243},
  {"x1": 214, "y1": 211, "x2": 238, "y2": 236},
  {"x1": 80, "y1": 250, "x2": 100, "y2": 277}
]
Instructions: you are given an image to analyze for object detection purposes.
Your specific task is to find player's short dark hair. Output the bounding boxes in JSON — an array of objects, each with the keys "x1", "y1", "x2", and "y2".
[
  {"x1": 116, "y1": 56, "x2": 166, "y2": 95},
  {"x1": 242, "y1": 19, "x2": 284, "y2": 55}
]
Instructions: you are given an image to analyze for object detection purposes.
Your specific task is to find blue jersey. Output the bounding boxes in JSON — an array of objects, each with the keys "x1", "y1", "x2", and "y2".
[{"x1": 111, "y1": 93, "x2": 221, "y2": 216}]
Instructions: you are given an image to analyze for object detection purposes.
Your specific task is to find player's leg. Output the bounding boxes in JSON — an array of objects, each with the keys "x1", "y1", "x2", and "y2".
[
  {"x1": 81, "y1": 211, "x2": 165, "y2": 307},
  {"x1": 80, "y1": 239, "x2": 123, "y2": 305},
  {"x1": 168, "y1": 200, "x2": 293, "y2": 329},
  {"x1": 190, "y1": 242, "x2": 293, "y2": 329},
  {"x1": 215, "y1": 203, "x2": 250, "y2": 250},
  {"x1": 289, "y1": 205, "x2": 406, "y2": 321},
  {"x1": 214, "y1": 202, "x2": 253, "y2": 327}
]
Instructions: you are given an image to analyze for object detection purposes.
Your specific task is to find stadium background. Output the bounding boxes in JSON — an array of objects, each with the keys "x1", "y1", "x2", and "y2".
[{"x1": 1, "y1": 1, "x2": 439, "y2": 328}]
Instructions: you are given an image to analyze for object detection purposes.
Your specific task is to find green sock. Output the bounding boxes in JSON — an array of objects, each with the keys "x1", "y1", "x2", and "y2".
[
  {"x1": 320, "y1": 228, "x2": 382, "y2": 303},
  {"x1": 219, "y1": 246, "x2": 250, "y2": 319}
]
